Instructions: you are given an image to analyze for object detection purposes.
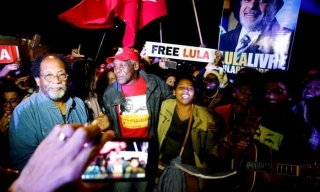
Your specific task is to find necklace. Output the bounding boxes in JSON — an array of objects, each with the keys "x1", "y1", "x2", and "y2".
[
  {"x1": 204, "y1": 88, "x2": 219, "y2": 99},
  {"x1": 205, "y1": 88, "x2": 220, "y2": 108},
  {"x1": 207, "y1": 92, "x2": 219, "y2": 108}
]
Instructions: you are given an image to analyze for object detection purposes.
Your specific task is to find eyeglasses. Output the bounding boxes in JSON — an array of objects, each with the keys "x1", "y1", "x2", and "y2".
[
  {"x1": 40, "y1": 73, "x2": 68, "y2": 82},
  {"x1": 3, "y1": 99, "x2": 19, "y2": 107}
]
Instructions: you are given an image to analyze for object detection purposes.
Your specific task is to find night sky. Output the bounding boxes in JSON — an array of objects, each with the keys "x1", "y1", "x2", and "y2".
[
  {"x1": 1, "y1": 0, "x2": 320, "y2": 77},
  {"x1": 1, "y1": 0, "x2": 222, "y2": 63}
]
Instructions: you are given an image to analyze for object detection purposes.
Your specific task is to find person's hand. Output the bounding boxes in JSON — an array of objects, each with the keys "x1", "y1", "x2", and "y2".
[
  {"x1": 261, "y1": 171, "x2": 281, "y2": 184},
  {"x1": 91, "y1": 112, "x2": 110, "y2": 131},
  {"x1": 7, "y1": 63, "x2": 20, "y2": 71},
  {"x1": 199, "y1": 43, "x2": 206, "y2": 48},
  {"x1": 0, "y1": 113, "x2": 11, "y2": 133},
  {"x1": 152, "y1": 57, "x2": 161, "y2": 64},
  {"x1": 140, "y1": 44, "x2": 147, "y2": 58},
  {"x1": 205, "y1": 62, "x2": 215, "y2": 71},
  {"x1": 140, "y1": 45, "x2": 152, "y2": 65},
  {"x1": 233, "y1": 137, "x2": 250, "y2": 149},
  {"x1": 100, "y1": 141, "x2": 127, "y2": 154},
  {"x1": 232, "y1": 129, "x2": 251, "y2": 150},
  {"x1": 0, "y1": 62, "x2": 21, "y2": 78},
  {"x1": 71, "y1": 44, "x2": 85, "y2": 58},
  {"x1": 9, "y1": 123, "x2": 115, "y2": 192},
  {"x1": 15, "y1": 75, "x2": 31, "y2": 91},
  {"x1": 159, "y1": 58, "x2": 169, "y2": 69}
]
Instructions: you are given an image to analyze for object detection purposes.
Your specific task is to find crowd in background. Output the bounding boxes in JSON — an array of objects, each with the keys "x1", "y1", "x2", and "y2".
[{"x1": 0, "y1": 44, "x2": 320, "y2": 192}]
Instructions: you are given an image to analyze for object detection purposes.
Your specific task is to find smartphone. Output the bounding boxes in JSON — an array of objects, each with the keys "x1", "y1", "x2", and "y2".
[
  {"x1": 165, "y1": 60, "x2": 177, "y2": 69},
  {"x1": 82, "y1": 138, "x2": 155, "y2": 182}
]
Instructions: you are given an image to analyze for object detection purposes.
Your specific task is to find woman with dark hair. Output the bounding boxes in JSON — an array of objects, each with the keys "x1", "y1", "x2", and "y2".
[
  {"x1": 95, "y1": 68, "x2": 117, "y2": 103},
  {"x1": 0, "y1": 79, "x2": 24, "y2": 133},
  {"x1": 157, "y1": 74, "x2": 220, "y2": 191},
  {"x1": 199, "y1": 69, "x2": 233, "y2": 112},
  {"x1": 0, "y1": 79, "x2": 24, "y2": 170},
  {"x1": 163, "y1": 73, "x2": 176, "y2": 90},
  {"x1": 70, "y1": 58, "x2": 103, "y2": 119}
]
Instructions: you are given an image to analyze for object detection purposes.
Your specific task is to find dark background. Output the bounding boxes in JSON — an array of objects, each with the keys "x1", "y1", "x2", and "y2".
[{"x1": 0, "y1": 0, "x2": 319, "y2": 79}]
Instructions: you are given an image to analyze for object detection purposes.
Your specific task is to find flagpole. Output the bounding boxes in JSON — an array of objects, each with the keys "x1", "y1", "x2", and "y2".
[
  {"x1": 159, "y1": 21, "x2": 163, "y2": 43},
  {"x1": 94, "y1": 32, "x2": 106, "y2": 63},
  {"x1": 191, "y1": 0, "x2": 203, "y2": 45}
]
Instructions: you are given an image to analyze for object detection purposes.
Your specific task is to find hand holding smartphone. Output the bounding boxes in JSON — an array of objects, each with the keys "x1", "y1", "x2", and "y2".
[
  {"x1": 164, "y1": 61, "x2": 177, "y2": 69},
  {"x1": 82, "y1": 138, "x2": 154, "y2": 182}
]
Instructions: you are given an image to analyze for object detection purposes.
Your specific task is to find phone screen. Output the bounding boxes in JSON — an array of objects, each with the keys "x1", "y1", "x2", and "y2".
[
  {"x1": 165, "y1": 61, "x2": 177, "y2": 69},
  {"x1": 82, "y1": 138, "x2": 150, "y2": 182}
]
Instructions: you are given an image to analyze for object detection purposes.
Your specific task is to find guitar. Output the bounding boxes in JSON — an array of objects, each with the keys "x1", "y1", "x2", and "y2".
[{"x1": 233, "y1": 142, "x2": 320, "y2": 191}]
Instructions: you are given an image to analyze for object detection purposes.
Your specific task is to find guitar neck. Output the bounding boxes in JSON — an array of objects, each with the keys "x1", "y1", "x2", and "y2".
[
  {"x1": 246, "y1": 161, "x2": 299, "y2": 176},
  {"x1": 275, "y1": 164, "x2": 299, "y2": 176}
]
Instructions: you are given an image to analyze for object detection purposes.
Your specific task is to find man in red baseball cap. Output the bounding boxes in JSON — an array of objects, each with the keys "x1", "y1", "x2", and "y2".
[
  {"x1": 102, "y1": 47, "x2": 174, "y2": 192},
  {"x1": 106, "y1": 47, "x2": 139, "y2": 64}
]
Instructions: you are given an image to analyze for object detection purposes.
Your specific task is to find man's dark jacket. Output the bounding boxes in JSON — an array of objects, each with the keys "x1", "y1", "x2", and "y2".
[{"x1": 102, "y1": 70, "x2": 174, "y2": 138}]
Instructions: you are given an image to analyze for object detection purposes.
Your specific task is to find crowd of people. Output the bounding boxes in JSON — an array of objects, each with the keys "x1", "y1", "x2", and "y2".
[
  {"x1": 0, "y1": 0, "x2": 318, "y2": 191},
  {"x1": 0, "y1": 43, "x2": 319, "y2": 192}
]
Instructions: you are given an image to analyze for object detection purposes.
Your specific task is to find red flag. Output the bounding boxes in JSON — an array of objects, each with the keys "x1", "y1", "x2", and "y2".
[
  {"x1": 58, "y1": 0, "x2": 168, "y2": 47},
  {"x1": 58, "y1": 0, "x2": 119, "y2": 29},
  {"x1": 119, "y1": 0, "x2": 168, "y2": 47},
  {"x1": 118, "y1": 0, "x2": 139, "y2": 47},
  {"x1": 139, "y1": 0, "x2": 168, "y2": 29}
]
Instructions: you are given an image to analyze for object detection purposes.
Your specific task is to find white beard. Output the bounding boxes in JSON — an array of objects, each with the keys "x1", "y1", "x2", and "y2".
[{"x1": 46, "y1": 85, "x2": 67, "y2": 101}]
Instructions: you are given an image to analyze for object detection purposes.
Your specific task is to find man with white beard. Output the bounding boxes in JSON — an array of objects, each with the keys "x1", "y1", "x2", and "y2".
[{"x1": 8, "y1": 54, "x2": 90, "y2": 172}]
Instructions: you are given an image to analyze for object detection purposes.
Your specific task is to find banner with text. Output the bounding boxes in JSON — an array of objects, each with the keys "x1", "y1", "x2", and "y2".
[
  {"x1": 0, "y1": 45, "x2": 20, "y2": 64},
  {"x1": 145, "y1": 41, "x2": 217, "y2": 63},
  {"x1": 218, "y1": 0, "x2": 301, "y2": 81}
]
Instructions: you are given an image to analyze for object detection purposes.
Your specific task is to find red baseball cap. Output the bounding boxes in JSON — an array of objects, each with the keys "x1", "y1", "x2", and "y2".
[{"x1": 106, "y1": 47, "x2": 139, "y2": 64}]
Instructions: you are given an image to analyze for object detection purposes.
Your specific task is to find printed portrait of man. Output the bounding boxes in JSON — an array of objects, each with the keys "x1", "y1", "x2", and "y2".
[
  {"x1": 120, "y1": 98, "x2": 134, "y2": 115},
  {"x1": 219, "y1": 0, "x2": 298, "y2": 57}
]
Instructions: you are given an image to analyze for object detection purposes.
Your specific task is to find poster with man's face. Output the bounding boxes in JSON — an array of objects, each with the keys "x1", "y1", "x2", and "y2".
[{"x1": 218, "y1": 0, "x2": 301, "y2": 82}]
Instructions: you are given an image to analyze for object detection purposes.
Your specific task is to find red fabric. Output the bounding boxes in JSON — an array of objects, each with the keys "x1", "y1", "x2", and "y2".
[
  {"x1": 120, "y1": 0, "x2": 168, "y2": 47},
  {"x1": 106, "y1": 47, "x2": 139, "y2": 63},
  {"x1": 121, "y1": 75, "x2": 147, "y2": 96},
  {"x1": 214, "y1": 104, "x2": 232, "y2": 135},
  {"x1": 66, "y1": 55, "x2": 75, "y2": 65},
  {"x1": 214, "y1": 104, "x2": 233, "y2": 162},
  {"x1": 118, "y1": 0, "x2": 139, "y2": 47},
  {"x1": 139, "y1": 0, "x2": 168, "y2": 29},
  {"x1": 119, "y1": 76, "x2": 148, "y2": 138},
  {"x1": 58, "y1": 0, "x2": 118, "y2": 29},
  {"x1": 58, "y1": 0, "x2": 168, "y2": 47}
]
